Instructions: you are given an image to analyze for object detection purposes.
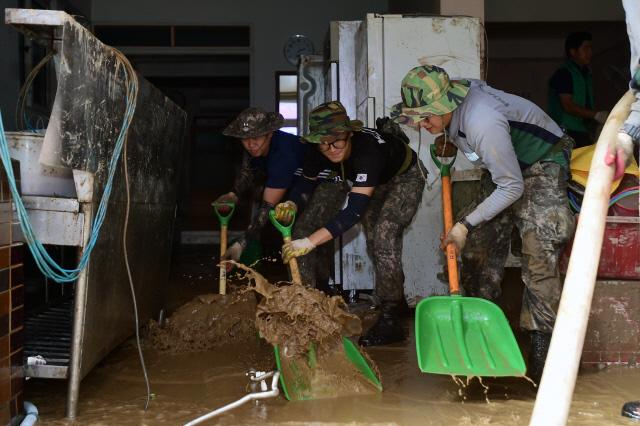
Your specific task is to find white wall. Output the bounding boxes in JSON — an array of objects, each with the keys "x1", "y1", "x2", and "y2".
[{"x1": 91, "y1": 0, "x2": 389, "y2": 111}]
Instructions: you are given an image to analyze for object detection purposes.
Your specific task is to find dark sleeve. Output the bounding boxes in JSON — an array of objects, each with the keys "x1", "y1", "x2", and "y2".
[
  {"x1": 244, "y1": 200, "x2": 274, "y2": 243},
  {"x1": 301, "y1": 147, "x2": 327, "y2": 179},
  {"x1": 232, "y1": 153, "x2": 255, "y2": 197},
  {"x1": 288, "y1": 177, "x2": 319, "y2": 211},
  {"x1": 324, "y1": 192, "x2": 371, "y2": 238},
  {"x1": 549, "y1": 68, "x2": 573, "y2": 95}
]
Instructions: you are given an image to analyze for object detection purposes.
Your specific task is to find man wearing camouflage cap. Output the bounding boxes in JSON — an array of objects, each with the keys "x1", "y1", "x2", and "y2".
[
  {"x1": 214, "y1": 107, "x2": 306, "y2": 264},
  {"x1": 274, "y1": 100, "x2": 428, "y2": 346},
  {"x1": 392, "y1": 65, "x2": 576, "y2": 382}
]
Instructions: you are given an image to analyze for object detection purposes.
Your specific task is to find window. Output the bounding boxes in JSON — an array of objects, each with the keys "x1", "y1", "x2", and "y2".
[{"x1": 276, "y1": 72, "x2": 297, "y2": 135}]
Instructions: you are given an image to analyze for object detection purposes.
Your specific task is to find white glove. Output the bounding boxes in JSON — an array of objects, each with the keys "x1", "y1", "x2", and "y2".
[
  {"x1": 221, "y1": 241, "x2": 244, "y2": 262},
  {"x1": 440, "y1": 222, "x2": 469, "y2": 254},
  {"x1": 282, "y1": 237, "x2": 316, "y2": 264},
  {"x1": 594, "y1": 111, "x2": 609, "y2": 125},
  {"x1": 605, "y1": 132, "x2": 635, "y2": 180}
]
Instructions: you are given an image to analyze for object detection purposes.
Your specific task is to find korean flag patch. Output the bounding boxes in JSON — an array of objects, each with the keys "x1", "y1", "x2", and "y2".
[{"x1": 356, "y1": 173, "x2": 368, "y2": 183}]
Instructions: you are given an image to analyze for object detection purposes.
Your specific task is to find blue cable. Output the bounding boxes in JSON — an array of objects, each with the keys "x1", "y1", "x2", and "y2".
[{"x1": 0, "y1": 59, "x2": 138, "y2": 283}]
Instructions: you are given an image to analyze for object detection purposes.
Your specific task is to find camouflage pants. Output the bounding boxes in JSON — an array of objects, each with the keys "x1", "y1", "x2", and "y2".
[
  {"x1": 459, "y1": 161, "x2": 575, "y2": 333},
  {"x1": 362, "y1": 159, "x2": 427, "y2": 303},
  {"x1": 293, "y1": 181, "x2": 349, "y2": 288}
]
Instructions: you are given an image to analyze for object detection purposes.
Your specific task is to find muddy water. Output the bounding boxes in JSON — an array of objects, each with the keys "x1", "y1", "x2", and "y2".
[
  {"x1": 28, "y1": 329, "x2": 639, "y2": 425},
  {"x1": 25, "y1": 248, "x2": 640, "y2": 424}
]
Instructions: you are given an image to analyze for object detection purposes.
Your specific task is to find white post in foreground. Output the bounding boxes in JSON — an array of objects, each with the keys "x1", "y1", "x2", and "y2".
[{"x1": 529, "y1": 90, "x2": 634, "y2": 426}]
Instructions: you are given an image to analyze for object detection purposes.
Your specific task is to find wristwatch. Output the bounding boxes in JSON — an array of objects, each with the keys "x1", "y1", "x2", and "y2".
[{"x1": 459, "y1": 217, "x2": 475, "y2": 232}]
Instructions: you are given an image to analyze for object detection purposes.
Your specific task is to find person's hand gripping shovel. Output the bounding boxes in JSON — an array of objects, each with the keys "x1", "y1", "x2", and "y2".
[{"x1": 212, "y1": 201, "x2": 235, "y2": 295}]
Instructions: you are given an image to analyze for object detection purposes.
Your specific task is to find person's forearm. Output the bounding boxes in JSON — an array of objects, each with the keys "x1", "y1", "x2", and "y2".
[
  {"x1": 465, "y1": 182, "x2": 524, "y2": 226},
  {"x1": 232, "y1": 154, "x2": 254, "y2": 197},
  {"x1": 561, "y1": 98, "x2": 596, "y2": 119},
  {"x1": 244, "y1": 200, "x2": 274, "y2": 242},
  {"x1": 307, "y1": 227, "x2": 333, "y2": 247}
]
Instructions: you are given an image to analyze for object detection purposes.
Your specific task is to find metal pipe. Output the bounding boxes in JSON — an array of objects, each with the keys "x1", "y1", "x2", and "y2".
[
  {"x1": 66, "y1": 201, "x2": 93, "y2": 419},
  {"x1": 184, "y1": 371, "x2": 280, "y2": 426},
  {"x1": 529, "y1": 91, "x2": 634, "y2": 426}
]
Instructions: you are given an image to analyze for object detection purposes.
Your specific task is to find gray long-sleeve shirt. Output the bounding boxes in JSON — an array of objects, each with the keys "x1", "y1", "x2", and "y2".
[{"x1": 448, "y1": 80, "x2": 564, "y2": 226}]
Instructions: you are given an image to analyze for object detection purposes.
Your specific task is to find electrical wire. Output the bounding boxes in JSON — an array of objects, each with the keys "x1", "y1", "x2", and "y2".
[
  {"x1": 16, "y1": 51, "x2": 55, "y2": 131},
  {"x1": 115, "y1": 49, "x2": 152, "y2": 411},
  {"x1": 567, "y1": 186, "x2": 639, "y2": 213}
]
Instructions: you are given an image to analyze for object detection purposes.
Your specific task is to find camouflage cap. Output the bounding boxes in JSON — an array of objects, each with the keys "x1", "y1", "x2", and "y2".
[
  {"x1": 302, "y1": 101, "x2": 363, "y2": 144},
  {"x1": 223, "y1": 107, "x2": 284, "y2": 138},
  {"x1": 390, "y1": 65, "x2": 470, "y2": 125}
]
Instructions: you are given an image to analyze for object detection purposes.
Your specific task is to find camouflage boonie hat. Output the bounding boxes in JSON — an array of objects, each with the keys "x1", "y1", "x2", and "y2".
[
  {"x1": 223, "y1": 107, "x2": 284, "y2": 138},
  {"x1": 302, "y1": 101, "x2": 363, "y2": 144},
  {"x1": 390, "y1": 65, "x2": 470, "y2": 125}
]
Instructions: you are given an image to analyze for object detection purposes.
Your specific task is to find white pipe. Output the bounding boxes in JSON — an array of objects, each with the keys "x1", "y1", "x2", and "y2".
[
  {"x1": 20, "y1": 401, "x2": 38, "y2": 426},
  {"x1": 529, "y1": 90, "x2": 635, "y2": 426},
  {"x1": 184, "y1": 371, "x2": 280, "y2": 426}
]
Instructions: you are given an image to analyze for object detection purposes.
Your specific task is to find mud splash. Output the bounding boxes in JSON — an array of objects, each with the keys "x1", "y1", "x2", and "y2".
[
  {"x1": 234, "y1": 262, "x2": 362, "y2": 358},
  {"x1": 146, "y1": 291, "x2": 258, "y2": 353},
  {"x1": 233, "y1": 262, "x2": 381, "y2": 399}
]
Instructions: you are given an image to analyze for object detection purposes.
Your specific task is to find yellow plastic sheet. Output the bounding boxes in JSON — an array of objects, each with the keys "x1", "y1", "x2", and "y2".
[{"x1": 570, "y1": 145, "x2": 640, "y2": 193}]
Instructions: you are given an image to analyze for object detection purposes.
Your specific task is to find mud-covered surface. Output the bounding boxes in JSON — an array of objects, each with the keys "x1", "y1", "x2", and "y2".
[{"x1": 146, "y1": 292, "x2": 258, "y2": 353}]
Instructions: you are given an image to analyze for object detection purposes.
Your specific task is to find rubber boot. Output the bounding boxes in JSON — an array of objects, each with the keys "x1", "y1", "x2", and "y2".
[
  {"x1": 528, "y1": 330, "x2": 552, "y2": 384},
  {"x1": 622, "y1": 401, "x2": 640, "y2": 420},
  {"x1": 359, "y1": 303, "x2": 405, "y2": 346}
]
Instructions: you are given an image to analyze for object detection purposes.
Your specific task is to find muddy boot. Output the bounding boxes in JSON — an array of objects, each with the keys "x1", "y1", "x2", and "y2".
[
  {"x1": 528, "y1": 330, "x2": 552, "y2": 384},
  {"x1": 358, "y1": 303, "x2": 405, "y2": 346},
  {"x1": 622, "y1": 401, "x2": 640, "y2": 420}
]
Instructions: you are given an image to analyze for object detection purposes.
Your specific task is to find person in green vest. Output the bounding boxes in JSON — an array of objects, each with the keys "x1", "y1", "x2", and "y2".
[
  {"x1": 548, "y1": 31, "x2": 609, "y2": 148},
  {"x1": 391, "y1": 65, "x2": 576, "y2": 384}
]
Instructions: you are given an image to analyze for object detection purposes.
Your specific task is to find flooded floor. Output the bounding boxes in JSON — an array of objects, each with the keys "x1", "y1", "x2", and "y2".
[{"x1": 25, "y1": 247, "x2": 639, "y2": 425}]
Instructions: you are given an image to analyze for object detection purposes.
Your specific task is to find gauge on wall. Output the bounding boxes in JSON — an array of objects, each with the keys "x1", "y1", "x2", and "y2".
[{"x1": 283, "y1": 34, "x2": 315, "y2": 66}]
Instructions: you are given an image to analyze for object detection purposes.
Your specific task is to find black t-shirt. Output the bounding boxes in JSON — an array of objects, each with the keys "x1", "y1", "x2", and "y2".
[{"x1": 302, "y1": 128, "x2": 413, "y2": 187}]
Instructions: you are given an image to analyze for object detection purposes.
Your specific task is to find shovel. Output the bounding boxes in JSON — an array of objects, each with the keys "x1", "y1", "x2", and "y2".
[
  {"x1": 212, "y1": 201, "x2": 235, "y2": 295},
  {"x1": 268, "y1": 209, "x2": 382, "y2": 400},
  {"x1": 414, "y1": 145, "x2": 526, "y2": 377}
]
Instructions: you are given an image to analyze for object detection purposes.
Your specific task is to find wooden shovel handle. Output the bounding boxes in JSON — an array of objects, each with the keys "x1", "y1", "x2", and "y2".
[
  {"x1": 219, "y1": 224, "x2": 228, "y2": 295},
  {"x1": 442, "y1": 176, "x2": 460, "y2": 294},
  {"x1": 283, "y1": 236, "x2": 303, "y2": 285}
]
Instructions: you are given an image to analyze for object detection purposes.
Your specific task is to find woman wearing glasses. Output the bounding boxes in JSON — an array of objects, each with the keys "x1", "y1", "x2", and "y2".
[{"x1": 275, "y1": 101, "x2": 427, "y2": 346}]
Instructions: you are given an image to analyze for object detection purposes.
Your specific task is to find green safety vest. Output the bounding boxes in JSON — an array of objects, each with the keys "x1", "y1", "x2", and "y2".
[{"x1": 548, "y1": 60, "x2": 594, "y2": 133}]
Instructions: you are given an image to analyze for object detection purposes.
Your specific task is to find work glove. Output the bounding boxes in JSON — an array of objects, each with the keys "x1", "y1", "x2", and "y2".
[
  {"x1": 212, "y1": 192, "x2": 238, "y2": 214},
  {"x1": 274, "y1": 201, "x2": 297, "y2": 225},
  {"x1": 282, "y1": 237, "x2": 316, "y2": 264},
  {"x1": 221, "y1": 240, "x2": 245, "y2": 271},
  {"x1": 434, "y1": 134, "x2": 457, "y2": 157},
  {"x1": 605, "y1": 132, "x2": 635, "y2": 181},
  {"x1": 593, "y1": 111, "x2": 609, "y2": 125},
  {"x1": 440, "y1": 222, "x2": 469, "y2": 254}
]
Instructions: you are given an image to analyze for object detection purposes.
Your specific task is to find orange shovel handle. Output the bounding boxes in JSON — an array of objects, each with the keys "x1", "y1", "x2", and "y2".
[{"x1": 441, "y1": 176, "x2": 460, "y2": 294}]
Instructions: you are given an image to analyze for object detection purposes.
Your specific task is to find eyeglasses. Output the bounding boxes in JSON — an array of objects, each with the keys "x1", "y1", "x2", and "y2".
[{"x1": 317, "y1": 138, "x2": 347, "y2": 152}]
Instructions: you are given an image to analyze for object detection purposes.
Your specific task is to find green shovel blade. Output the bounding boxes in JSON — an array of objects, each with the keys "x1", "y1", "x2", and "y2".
[
  {"x1": 274, "y1": 337, "x2": 382, "y2": 401},
  {"x1": 415, "y1": 295, "x2": 526, "y2": 377}
]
